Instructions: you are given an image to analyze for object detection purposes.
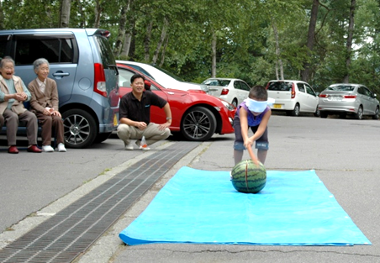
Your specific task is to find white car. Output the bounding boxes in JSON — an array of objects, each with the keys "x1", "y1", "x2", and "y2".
[
  {"x1": 202, "y1": 78, "x2": 250, "y2": 107},
  {"x1": 266, "y1": 80, "x2": 319, "y2": 116},
  {"x1": 116, "y1": 60, "x2": 208, "y2": 92}
]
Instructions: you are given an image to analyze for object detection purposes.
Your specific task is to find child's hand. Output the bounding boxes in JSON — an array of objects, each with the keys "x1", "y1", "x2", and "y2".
[{"x1": 244, "y1": 137, "x2": 254, "y2": 149}]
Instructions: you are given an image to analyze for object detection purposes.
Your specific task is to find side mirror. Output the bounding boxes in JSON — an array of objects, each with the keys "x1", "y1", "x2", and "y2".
[{"x1": 144, "y1": 80, "x2": 151, "y2": 90}]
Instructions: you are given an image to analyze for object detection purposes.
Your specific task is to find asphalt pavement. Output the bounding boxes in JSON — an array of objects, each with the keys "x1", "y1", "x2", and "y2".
[{"x1": 1, "y1": 114, "x2": 380, "y2": 263}]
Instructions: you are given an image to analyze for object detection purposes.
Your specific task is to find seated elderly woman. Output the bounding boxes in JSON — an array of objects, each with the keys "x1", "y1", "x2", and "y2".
[
  {"x1": 28, "y1": 58, "x2": 66, "y2": 152},
  {"x1": 0, "y1": 56, "x2": 42, "y2": 154}
]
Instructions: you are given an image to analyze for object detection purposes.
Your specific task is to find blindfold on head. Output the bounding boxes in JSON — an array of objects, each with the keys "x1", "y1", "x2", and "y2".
[{"x1": 244, "y1": 98, "x2": 275, "y2": 113}]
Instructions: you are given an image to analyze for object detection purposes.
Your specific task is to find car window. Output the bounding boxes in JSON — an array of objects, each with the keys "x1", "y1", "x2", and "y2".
[
  {"x1": 327, "y1": 85, "x2": 355, "y2": 91},
  {"x1": 240, "y1": 81, "x2": 250, "y2": 91},
  {"x1": 297, "y1": 83, "x2": 305, "y2": 92},
  {"x1": 219, "y1": 80, "x2": 230, "y2": 86},
  {"x1": 118, "y1": 68, "x2": 134, "y2": 87},
  {"x1": 126, "y1": 64, "x2": 155, "y2": 80},
  {"x1": 361, "y1": 87, "x2": 372, "y2": 97},
  {"x1": 13, "y1": 34, "x2": 76, "y2": 65},
  {"x1": 305, "y1": 85, "x2": 316, "y2": 96},
  {"x1": 94, "y1": 35, "x2": 116, "y2": 69},
  {"x1": 234, "y1": 81, "x2": 240, "y2": 90},
  {"x1": 0, "y1": 35, "x2": 9, "y2": 59},
  {"x1": 267, "y1": 82, "x2": 292, "y2": 91}
]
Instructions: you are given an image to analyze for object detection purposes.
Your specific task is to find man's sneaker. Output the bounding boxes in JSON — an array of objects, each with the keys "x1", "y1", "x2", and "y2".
[
  {"x1": 139, "y1": 145, "x2": 150, "y2": 151},
  {"x1": 125, "y1": 141, "x2": 134, "y2": 150},
  {"x1": 57, "y1": 143, "x2": 67, "y2": 152},
  {"x1": 42, "y1": 145, "x2": 54, "y2": 152}
]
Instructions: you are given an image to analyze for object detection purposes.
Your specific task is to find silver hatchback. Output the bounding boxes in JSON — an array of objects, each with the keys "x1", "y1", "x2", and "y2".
[{"x1": 318, "y1": 83, "x2": 379, "y2": 119}]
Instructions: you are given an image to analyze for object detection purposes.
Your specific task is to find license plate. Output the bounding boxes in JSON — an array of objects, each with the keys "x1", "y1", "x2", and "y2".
[
  {"x1": 273, "y1": 104, "x2": 282, "y2": 109},
  {"x1": 330, "y1": 96, "x2": 342, "y2": 101},
  {"x1": 113, "y1": 114, "x2": 119, "y2": 126}
]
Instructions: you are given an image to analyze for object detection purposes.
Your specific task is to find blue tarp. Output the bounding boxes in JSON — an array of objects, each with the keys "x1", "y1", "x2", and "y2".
[{"x1": 119, "y1": 167, "x2": 371, "y2": 246}]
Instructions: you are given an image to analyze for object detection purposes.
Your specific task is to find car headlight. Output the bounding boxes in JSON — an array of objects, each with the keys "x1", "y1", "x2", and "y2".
[{"x1": 220, "y1": 100, "x2": 235, "y2": 111}]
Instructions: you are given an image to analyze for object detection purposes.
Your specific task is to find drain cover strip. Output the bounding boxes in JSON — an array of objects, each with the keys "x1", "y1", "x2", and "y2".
[{"x1": 0, "y1": 141, "x2": 199, "y2": 263}]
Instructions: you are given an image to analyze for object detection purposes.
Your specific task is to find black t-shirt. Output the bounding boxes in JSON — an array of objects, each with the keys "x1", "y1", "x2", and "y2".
[{"x1": 119, "y1": 91, "x2": 167, "y2": 124}]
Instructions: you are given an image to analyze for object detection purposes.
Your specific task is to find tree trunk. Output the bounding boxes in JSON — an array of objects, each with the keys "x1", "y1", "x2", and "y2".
[
  {"x1": 76, "y1": 0, "x2": 86, "y2": 28},
  {"x1": 0, "y1": 1, "x2": 6, "y2": 29},
  {"x1": 272, "y1": 20, "x2": 283, "y2": 80},
  {"x1": 144, "y1": 21, "x2": 153, "y2": 62},
  {"x1": 343, "y1": 0, "x2": 356, "y2": 83},
  {"x1": 59, "y1": 0, "x2": 71, "y2": 28},
  {"x1": 159, "y1": 36, "x2": 169, "y2": 67},
  {"x1": 94, "y1": 0, "x2": 102, "y2": 28},
  {"x1": 301, "y1": 0, "x2": 319, "y2": 82},
  {"x1": 114, "y1": 3, "x2": 129, "y2": 58},
  {"x1": 211, "y1": 31, "x2": 217, "y2": 78},
  {"x1": 152, "y1": 18, "x2": 169, "y2": 65}
]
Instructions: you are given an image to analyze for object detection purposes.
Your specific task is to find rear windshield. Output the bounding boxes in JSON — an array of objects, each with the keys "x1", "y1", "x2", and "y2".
[
  {"x1": 267, "y1": 82, "x2": 292, "y2": 91},
  {"x1": 202, "y1": 79, "x2": 231, "y2": 86},
  {"x1": 94, "y1": 36, "x2": 116, "y2": 69},
  {"x1": 327, "y1": 85, "x2": 355, "y2": 91}
]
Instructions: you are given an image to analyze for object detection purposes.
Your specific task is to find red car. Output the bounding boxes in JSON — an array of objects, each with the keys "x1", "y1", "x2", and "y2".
[{"x1": 115, "y1": 63, "x2": 236, "y2": 141}]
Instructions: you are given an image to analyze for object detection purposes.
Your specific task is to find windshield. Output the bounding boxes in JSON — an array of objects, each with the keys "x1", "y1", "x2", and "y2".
[
  {"x1": 267, "y1": 82, "x2": 292, "y2": 91},
  {"x1": 151, "y1": 64, "x2": 185, "y2": 82},
  {"x1": 327, "y1": 85, "x2": 355, "y2": 91}
]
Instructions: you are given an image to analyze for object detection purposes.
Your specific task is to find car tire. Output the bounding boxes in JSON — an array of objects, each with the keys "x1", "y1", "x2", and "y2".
[
  {"x1": 355, "y1": 106, "x2": 363, "y2": 120},
  {"x1": 231, "y1": 99, "x2": 238, "y2": 108},
  {"x1": 290, "y1": 104, "x2": 300, "y2": 116},
  {"x1": 181, "y1": 106, "x2": 216, "y2": 141},
  {"x1": 320, "y1": 112, "x2": 328, "y2": 118},
  {"x1": 62, "y1": 109, "x2": 97, "y2": 148},
  {"x1": 372, "y1": 107, "x2": 379, "y2": 120}
]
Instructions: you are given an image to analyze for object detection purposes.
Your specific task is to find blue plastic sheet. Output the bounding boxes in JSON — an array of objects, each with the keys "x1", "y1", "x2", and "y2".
[{"x1": 119, "y1": 167, "x2": 371, "y2": 246}]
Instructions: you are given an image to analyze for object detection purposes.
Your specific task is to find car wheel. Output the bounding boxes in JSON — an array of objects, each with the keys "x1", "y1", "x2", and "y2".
[
  {"x1": 181, "y1": 106, "x2": 216, "y2": 141},
  {"x1": 320, "y1": 112, "x2": 328, "y2": 118},
  {"x1": 372, "y1": 107, "x2": 379, "y2": 120},
  {"x1": 355, "y1": 106, "x2": 363, "y2": 120},
  {"x1": 290, "y1": 104, "x2": 300, "y2": 116},
  {"x1": 231, "y1": 99, "x2": 238, "y2": 108},
  {"x1": 62, "y1": 109, "x2": 97, "y2": 148}
]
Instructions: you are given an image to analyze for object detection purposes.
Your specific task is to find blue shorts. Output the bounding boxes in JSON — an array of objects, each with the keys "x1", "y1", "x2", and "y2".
[{"x1": 233, "y1": 116, "x2": 269, "y2": 151}]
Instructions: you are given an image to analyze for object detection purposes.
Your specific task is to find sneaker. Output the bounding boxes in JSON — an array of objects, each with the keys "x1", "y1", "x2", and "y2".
[
  {"x1": 42, "y1": 145, "x2": 54, "y2": 152},
  {"x1": 136, "y1": 140, "x2": 150, "y2": 150},
  {"x1": 139, "y1": 145, "x2": 150, "y2": 151},
  {"x1": 125, "y1": 141, "x2": 134, "y2": 150},
  {"x1": 57, "y1": 143, "x2": 67, "y2": 152}
]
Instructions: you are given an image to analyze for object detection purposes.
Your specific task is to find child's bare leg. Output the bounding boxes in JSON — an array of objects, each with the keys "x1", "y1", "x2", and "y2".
[
  {"x1": 234, "y1": 150, "x2": 244, "y2": 165},
  {"x1": 257, "y1": 149, "x2": 268, "y2": 164}
]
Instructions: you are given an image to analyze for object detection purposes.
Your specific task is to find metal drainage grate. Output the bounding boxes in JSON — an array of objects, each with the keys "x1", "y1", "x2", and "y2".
[{"x1": 0, "y1": 141, "x2": 199, "y2": 263}]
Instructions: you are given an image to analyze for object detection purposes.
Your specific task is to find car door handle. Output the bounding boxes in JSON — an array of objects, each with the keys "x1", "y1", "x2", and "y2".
[{"x1": 52, "y1": 71, "x2": 70, "y2": 77}]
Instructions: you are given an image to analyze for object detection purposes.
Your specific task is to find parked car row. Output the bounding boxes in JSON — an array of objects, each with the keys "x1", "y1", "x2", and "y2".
[{"x1": 264, "y1": 79, "x2": 379, "y2": 120}]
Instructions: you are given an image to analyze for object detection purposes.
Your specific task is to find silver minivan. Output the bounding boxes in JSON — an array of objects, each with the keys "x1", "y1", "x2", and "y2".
[{"x1": 0, "y1": 28, "x2": 119, "y2": 148}]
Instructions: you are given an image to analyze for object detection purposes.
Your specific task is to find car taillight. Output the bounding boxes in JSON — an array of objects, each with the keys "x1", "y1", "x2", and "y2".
[
  {"x1": 221, "y1": 89, "x2": 229, "y2": 95},
  {"x1": 94, "y1": 63, "x2": 107, "y2": 97},
  {"x1": 291, "y1": 83, "x2": 296, "y2": 99},
  {"x1": 319, "y1": 94, "x2": 328, "y2": 98},
  {"x1": 344, "y1": 95, "x2": 356, "y2": 99}
]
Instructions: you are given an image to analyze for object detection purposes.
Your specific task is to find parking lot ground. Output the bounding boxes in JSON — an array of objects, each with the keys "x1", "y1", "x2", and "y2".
[{"x1": 1, "y1": 115, "x2": 380, "y2": 263}]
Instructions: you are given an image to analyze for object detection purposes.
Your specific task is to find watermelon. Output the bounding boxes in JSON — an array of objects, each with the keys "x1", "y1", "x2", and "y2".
[{"x1": 231, "y1": 160, "x2": 266, "y2": 193}]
